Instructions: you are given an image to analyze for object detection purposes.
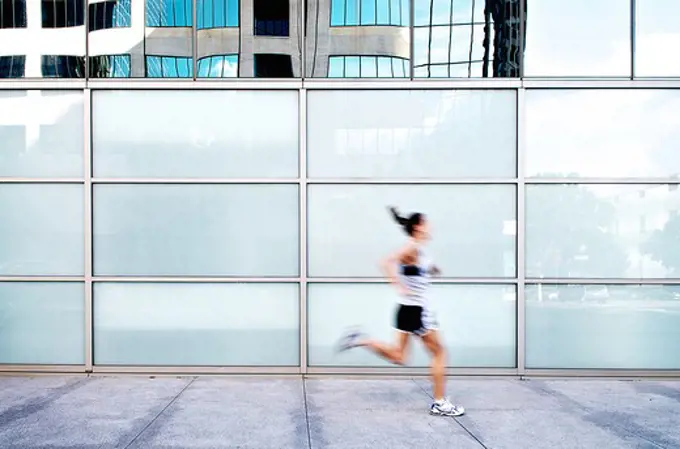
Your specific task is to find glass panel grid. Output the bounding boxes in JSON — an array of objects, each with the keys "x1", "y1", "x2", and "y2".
[{"x1": 7, "y1": 83, "x2": 680, "y2": 374}]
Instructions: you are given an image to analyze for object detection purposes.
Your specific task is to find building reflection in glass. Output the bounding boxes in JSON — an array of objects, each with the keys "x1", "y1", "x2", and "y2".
[
  {"x1": 0, "y1": 0, "x2": 529, "y2": 79},
  {"x1": 306, "y1": 0, "x2": 523, "y2": 78},
  {"x1": 0, "y1": 0, "x2": 86, "y2": 78},
  {"x1": 196, "y1": 0, "x2": 302, "y2": 78},
  {"x1": 414, "y1": 0, "x2": 522, "y2": 78},
  {"x1": 87, "y1": 0, "x2": 192, "y2": 78}
]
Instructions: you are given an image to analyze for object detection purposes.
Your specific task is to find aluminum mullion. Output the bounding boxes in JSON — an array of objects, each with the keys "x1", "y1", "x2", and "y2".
[
  {"x1": 516, "y1": 87, "x2": 526, "y2": 376},
  {"x1": 0, "y1": 365, "x2": 87, "y2": 374},
  {"x1": 91, "y1": 366, "x2": 300, "y2": 375},
  {"x1": 522, "y1": 79, "x2": 680, "y2": 89},
  {"x1": 0, "y1": 277, "x2": 84, "y2": 282},
  {"x1": 307, "y1": 178, "x2": 518, "y2": 184},
  {"x1": 307, "y1": 277, "x2": 516, "y2": 284},
  {"x1": 302, "y1": 79, "x2": 522, "y2": 89},
  {"x1": 526, "y1": 278, "x2": 680, "y2": 285},
  {"x1": 630, "y1": 0, "x2": 636, "y2": 79},
  {"x1": 306, "y1": 367, "x2": 518, "y2": 376},
  {"x1": 85, "y1": 80, "x2": 304, "y2": 89},
  {"x1": 299, "y1": 0, "x2": 305, "y2": 80},
  {"x1": 519, "y1": 0, "x2": 525, "y2": 78},
  {"x1": 0, "y1": 179, "x2": 84, "y2": 184},
  {"x1": 524, "y1": 369, "x2": 680, "y2": 379},
  {"x1": 408, "y1": 0, "x2": 414, "y2": 79},
  {"x1": 83, "y1": 89, "x2": 94, "y2": 372},
  {"x1": 299, "y1": 88, "x2": 308, "y2": 375},
  {"x1": 91, "y1": 178, "x2": 300, "y2": 184},
  {"x1": 0, "y1": 80, "x2": 87, "y2": 89},
  {"x1": 526, "y1": 178, "x2": 680, "y2": 184},
  {"x1": 192, "y1": 0, "x2": 197, "y2": 80},
  {"x1": 92, "y1": 277, "x2": 301, "y2": 283}
]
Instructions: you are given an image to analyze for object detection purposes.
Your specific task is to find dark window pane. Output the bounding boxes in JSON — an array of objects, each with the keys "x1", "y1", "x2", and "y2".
[
  {"x1": 254, "y1": 0, "x2": 289, "y2": 36},
  {"x1": 146, "y1": 0, "x2": 192, "y2": 27},
  {"x1": 0, "y1": 55, "x2": 25, "y2": 78},
  {"x1": 42, "y1": 0, "x2": 85, "y2": 28},
  {"x1": 88, "y1": 0, "x2": 131, "y2": 31},
  {"x1": 145, "y1": 55, "x2": 193, "y2": 77},
  {"x1": 1, "y1": 0, "x2": 27, "y2": 28},
  {"x1": 197, "y1": 0, "x2": 238, "y2": 29},
  {"x1": 41, "y1": 55, "x2": 85, "y2": 78},
  {"x1": 254, "y1": 54, "x2": 293, "y2": 77},
  {"x1": 89, "y1": 55, "x2": 131, "y2": 78}
]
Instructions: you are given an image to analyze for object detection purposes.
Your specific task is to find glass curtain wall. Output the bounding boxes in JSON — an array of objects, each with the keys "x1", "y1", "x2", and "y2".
[
  {"x1": 3, "y1": 0, "x2": 680, "y2": 79},
  {"x1": 1, "y1": 0, "x2": 680, "y2": 375}
]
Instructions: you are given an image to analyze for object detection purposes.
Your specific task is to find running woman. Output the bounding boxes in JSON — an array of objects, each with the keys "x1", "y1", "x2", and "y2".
[{"x1": 336, "y1": 207, "x2": 464, "y2": 417}]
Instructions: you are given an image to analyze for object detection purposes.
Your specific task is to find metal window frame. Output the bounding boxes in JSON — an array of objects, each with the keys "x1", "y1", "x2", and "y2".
[{"x1": 3, "y1": 79, "x2": 680, "y2": 378}]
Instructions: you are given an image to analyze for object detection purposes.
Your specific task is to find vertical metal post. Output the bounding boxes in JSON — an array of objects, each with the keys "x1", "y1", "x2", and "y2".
[
  {"x1": 519, "y1": 0, "x2": 525, "y2": 79},
  {"x1": 409, "y1": 0, "x2": 414, "y2": 79},
  {"x1": 84, "y1": 0, "x2": 89, "y2": 79},
  {"x1": 193, "y1": 0, "x2": 198, "y2": 79},
  {"x1": 84, "y1": 89, "x2": 94, "y2": 372},
  {"x1": 630, "y1": 0, "x2": 636, "y2": 79},
  {"x1": 516, "y1": 87, "x2": 526, "y2": 376},
  {"x1": 300, "y1": 0, "x2": 305, "y2": 78},
  {"x1": 299, "y1": 88, "x2": 308, "y2": 374}
]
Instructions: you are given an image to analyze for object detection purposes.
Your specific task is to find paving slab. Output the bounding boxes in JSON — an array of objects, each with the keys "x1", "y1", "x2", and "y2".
[
  {"x1": 305, "y1": 379, "x2": 483, "y2": 449},
  {"x1": 521, "y1": 380, "x2": 680, "y2": 448},
  {"x1": 126, "y1": 377, "x2": 308, "y2": 449},
  {"x1": 0, "y1": 376, "x2": 678, "y2": 449},
  {"x1": 457, "y1": 409, "x2": 663, "y2": 449},
  {"x1": 0, "y1": 376, "x2": 83, "y2": 416},
  {"x1": 0, "y1": 376, "x2": 191, "y2": 449},
  {"x1": 412, "y1": 378, "x2": 561, "y2": 411}
]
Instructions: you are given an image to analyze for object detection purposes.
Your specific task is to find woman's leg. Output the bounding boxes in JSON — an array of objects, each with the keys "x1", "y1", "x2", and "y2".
[
  {"x1": 361, "y1": 331, "x2": 411, "y2": 365},
  {"x1": 420, "y1": 330, "x2": 446, "y2": 399},
  {"x1": 420, "y1": 330, "x2": 464, "y2": 416}
]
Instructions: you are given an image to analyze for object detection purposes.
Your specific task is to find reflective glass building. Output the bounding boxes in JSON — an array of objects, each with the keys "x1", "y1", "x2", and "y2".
[{"x1": 1, "y1": 0, "x2": 680, "y2": 376}]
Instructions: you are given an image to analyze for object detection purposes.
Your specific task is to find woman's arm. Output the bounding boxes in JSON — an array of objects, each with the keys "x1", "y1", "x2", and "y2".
[{"x1": 380, "y1": 243, "x2": 416, "y2": 297}]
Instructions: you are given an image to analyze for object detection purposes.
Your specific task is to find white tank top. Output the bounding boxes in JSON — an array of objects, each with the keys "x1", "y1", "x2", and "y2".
[{"x1": 397, "y1": 249, "x2": 432, "y2": 308}]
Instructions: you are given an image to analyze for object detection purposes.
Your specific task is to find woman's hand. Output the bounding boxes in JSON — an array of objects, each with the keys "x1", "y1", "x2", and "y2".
[{"x1": 429, "y1": 265, "x2": 442, "y2": 276}]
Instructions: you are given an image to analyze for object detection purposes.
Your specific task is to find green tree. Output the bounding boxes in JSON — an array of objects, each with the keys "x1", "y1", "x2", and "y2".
[
  {"x1": 527, "y1": 174, "x2": 629, "y2": 278},
  {"x1": 643, "y1": 211, "x2": 680, "y2": 276}
]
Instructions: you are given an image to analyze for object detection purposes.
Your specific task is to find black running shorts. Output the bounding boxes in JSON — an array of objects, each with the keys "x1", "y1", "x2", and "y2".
[{"x1": 395, "y1": 304, "x2": 437, "y2": 337}]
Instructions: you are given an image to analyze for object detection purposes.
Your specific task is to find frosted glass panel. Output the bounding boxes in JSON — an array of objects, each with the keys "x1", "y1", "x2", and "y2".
[
  {"x1": 524, "y1": 0, "x2": 630, "y2": 77},
  {"x1": 0, "y1": 91, "x2": 83, "y2": 178},
  {"x1": 526, "y1": 90, "x2": 680, "y2": 178},
  {"x1": 526, "y1": 184, "x2": 680, "y2": 279},
  {"x1": 0, "y1": 283, "x2": 84, "y2": 365},
  {"x1": 94, "y1": 184, "x2": 299, "y2": 276},
  {"x1": 308, "y1": 184, "x2": 516, "y2": 277},
  {"x1": 94, "y1": 283, "x2": 299, "y2": 365},
  {"x1": 0, "y1": 185, "x2": 84, "y2": 275},
  {"x1": 308, "y1": 283, "x2": 516, "y2": 367},
  {"x1": 92, "y1": 90, "x2": 299, "y2": 178},
  {"x1": 526, "y1": 284, "x2": 680, "y2": 369},
  {"x1": 307, "y1": 90, "x2": 516, "y2": 178}
]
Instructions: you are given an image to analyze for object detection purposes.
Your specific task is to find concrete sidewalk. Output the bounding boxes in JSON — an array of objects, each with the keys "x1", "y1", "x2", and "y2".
[{"x1": 0, "y1": 376, "x2": 679, "y2": 449}]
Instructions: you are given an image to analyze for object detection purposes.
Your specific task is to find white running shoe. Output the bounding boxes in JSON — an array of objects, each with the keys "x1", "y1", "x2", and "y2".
[
  {"x1": 430, "y1": 398, "x2": 465, "y2": 417},
  {"x1": 336, "y1": 328, "x2": 365, "y2": 353}
]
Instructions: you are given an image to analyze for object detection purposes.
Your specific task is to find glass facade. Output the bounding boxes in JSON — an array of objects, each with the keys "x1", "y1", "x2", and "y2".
[{"x1": 1, "y1": 0, "x2": 679, "y2": 375}]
